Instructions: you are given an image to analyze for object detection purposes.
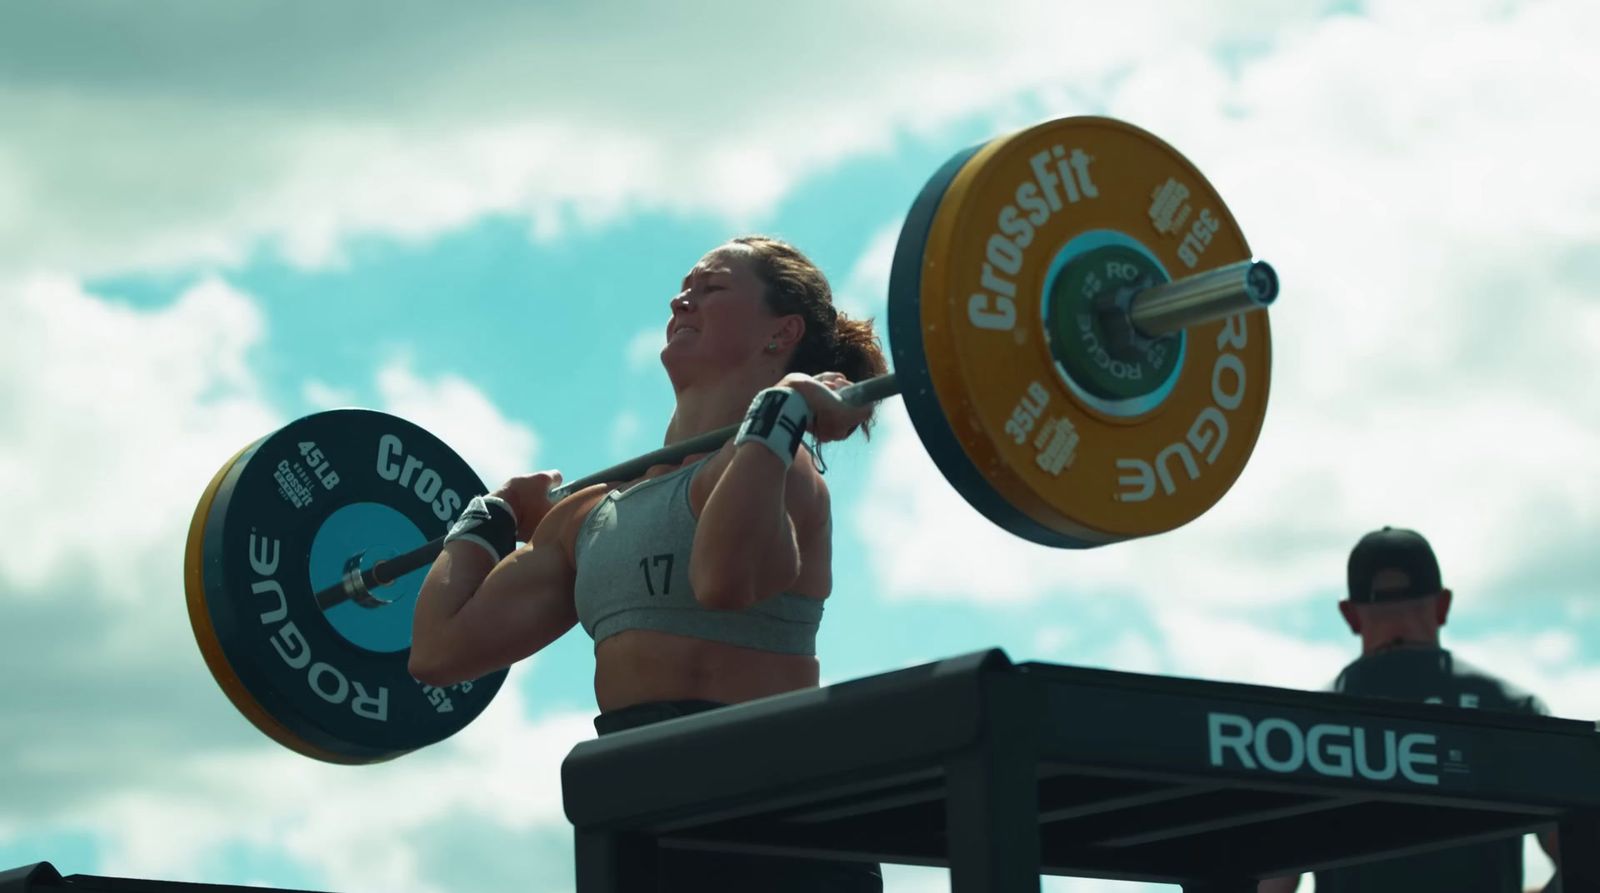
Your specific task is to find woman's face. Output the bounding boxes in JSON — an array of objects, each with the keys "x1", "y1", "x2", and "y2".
[{"x1": 661, "y1": 244, "x2": 782, "y2": 375}]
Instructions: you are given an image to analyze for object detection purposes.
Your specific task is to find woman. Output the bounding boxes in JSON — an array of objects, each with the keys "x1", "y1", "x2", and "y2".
[{"x1": 409, "y1": 235, "x2": 888, "y2": 891}]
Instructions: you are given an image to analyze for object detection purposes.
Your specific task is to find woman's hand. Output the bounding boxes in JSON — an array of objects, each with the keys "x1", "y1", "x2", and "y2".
[
  {"x1": 779, "y1": 371, "x2": 871, "y2": 442},
  {"x1": 490, "y1": 470, "x2": 563, "y2": 541}
]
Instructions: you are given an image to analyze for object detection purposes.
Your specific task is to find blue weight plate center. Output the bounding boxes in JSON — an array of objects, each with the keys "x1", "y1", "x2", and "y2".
[{"x1": 309, "y1": 502, "x2": 427, "y2": 654}]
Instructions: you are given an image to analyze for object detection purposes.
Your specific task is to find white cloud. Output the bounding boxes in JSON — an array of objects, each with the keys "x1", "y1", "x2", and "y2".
[
  {"x1": 853, "y1": 0, "x2": 1600, "y2": 615},
  {"x1": 1454, "y1": 631, "x2": 1600, "y2": 723},
  {"x1": 0, "y1": 271, "x2": 282, "y2": 828},
  {"x1": 1031, "y1": 600, "x2": 1350, "y2": 690},
  {"x1": 625, "y1": 326, "x2": 664, "y2": 372},
  {"x1": 0, "y1": 274, "x2": 537, "y2": 599},
  {"x1": 374, "y1": 356, "x2": 541, "y2": 488},
  {"x1": 0, "y1": 1, "x2": 1361, "y2": 279},
  {"x1": 1152, "y1": 609, "x2": 1349, "y2": 690},
  {"x1": 0, "y1": 274, "x2": 279, "y2": 596},
  {"x1": 608, "y1": 409, "x2": 643, "y2": 460},
  {"x1": 79, "y1": 666, "x2": 593, "y2": 893},
  {"x1": 303, "y1": 378, "x2": 358, "y2": 409},
  {"x1": 834, "y1": 220, "x2": 904, "y2": 320}
]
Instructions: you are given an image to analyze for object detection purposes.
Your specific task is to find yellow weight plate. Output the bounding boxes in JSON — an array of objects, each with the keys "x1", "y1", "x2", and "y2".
[{"x1": 915, "y1": 116, "x2": 1271, "y2": 542}]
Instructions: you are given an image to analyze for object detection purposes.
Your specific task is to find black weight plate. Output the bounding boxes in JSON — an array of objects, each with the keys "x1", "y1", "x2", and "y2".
[{"x1": 188, "y1": 409, "x2": 504, "y2": 763}]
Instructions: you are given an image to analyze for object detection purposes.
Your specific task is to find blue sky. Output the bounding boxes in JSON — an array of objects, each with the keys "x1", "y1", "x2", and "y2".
[{"x1": 2, "y1": 1, "x2": 1598, "y2": 891}]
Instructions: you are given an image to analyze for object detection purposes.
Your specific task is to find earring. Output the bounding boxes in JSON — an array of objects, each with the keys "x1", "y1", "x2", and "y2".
[{"x1": 765, "y1": 342, "x2": 778, "y2": 353}]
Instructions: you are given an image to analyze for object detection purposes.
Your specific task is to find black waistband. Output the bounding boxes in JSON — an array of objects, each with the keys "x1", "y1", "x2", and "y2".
[{"x1": 593, "y1": 698, "x2": 728, "y2": 737}]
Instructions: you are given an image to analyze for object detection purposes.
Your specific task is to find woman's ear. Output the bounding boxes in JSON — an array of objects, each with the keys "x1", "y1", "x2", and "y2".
[{"x1": 771, "y1": 314, "x2": 806, "y2": 353}]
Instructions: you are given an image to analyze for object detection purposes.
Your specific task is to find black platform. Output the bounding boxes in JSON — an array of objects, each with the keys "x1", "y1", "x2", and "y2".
[{"x1": 561, "y1": 648, "x2": 1600, "y2": 892}]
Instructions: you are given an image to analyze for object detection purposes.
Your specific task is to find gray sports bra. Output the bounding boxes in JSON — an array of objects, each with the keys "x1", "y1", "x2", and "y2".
[{"x1": 572, "y1": 458, "x2": 824, "y2": 656}]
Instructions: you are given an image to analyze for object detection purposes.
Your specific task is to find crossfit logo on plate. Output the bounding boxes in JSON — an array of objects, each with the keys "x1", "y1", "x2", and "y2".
[
  {"x1": 273, "y1": 460, "x2": 315, "y2": 510},
  {"x1": 1207, "y1": 712, "x2": 1439, "y2": 786},
  {"x1": 376, "y1": 433, "x2": 464, "y2": 525},
  {"x1": 1148, "y1": 178, "x2": 1222, "y2": 269},
  {"x1": 1034, "y1": 418, "x2": 1079, "y2": 474},
  {"x1": 1149, "y1": 178, "x2": 1192, "y2": 235},
  {"x1": 967, "y1": 144, "x2": 1100, "y2": 332},
  {"x1": 1004, "y1": 381, "x2": 1079, "y2": 476},
  {"x1": 1114, "y1": 314, "x2": 1249, "y2": 503}
]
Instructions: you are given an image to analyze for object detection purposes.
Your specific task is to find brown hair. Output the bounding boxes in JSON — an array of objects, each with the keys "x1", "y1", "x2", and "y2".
[{"x1": 731, "y1": 235, "x2": 889, "y2": 439}]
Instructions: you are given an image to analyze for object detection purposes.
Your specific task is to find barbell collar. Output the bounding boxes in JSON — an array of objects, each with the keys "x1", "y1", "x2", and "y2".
[{"x1": 1128, "y1": 259, "x2": 1277, "y2": 338}]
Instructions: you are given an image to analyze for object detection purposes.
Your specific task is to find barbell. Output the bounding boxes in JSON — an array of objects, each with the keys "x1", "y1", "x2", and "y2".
[{"x1": 185, "y1": 116, "x2": 1278, "y2": 763}]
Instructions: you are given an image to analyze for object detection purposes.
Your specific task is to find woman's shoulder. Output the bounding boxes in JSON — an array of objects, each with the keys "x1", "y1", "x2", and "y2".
[{"x1": 543, "y1": 483, "x2": 611, "y2": 550}]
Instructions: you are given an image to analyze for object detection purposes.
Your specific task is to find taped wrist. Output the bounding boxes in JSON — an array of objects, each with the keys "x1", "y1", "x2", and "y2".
[
  {"x1": 443, "y1": 495, "x2": 518, "y2": 564},
  {"x1": 734, "y1": 387, "x2": 812, "y2": 468}
]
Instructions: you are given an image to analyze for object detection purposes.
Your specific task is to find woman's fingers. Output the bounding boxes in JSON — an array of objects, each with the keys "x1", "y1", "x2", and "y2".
[{"x1": 493, "y1": 470, "x2": 563, "y2": 539}]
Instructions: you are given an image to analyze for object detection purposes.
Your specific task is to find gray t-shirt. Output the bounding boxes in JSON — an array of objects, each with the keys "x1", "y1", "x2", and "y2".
[{"x1": 1313, "y1": 646, "x2": 1548, "y2": 893}]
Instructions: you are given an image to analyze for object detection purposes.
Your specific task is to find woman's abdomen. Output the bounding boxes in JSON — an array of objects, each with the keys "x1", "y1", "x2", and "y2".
[{"x1": 593, "y1": 629, "x2": 820, "y2": 711}]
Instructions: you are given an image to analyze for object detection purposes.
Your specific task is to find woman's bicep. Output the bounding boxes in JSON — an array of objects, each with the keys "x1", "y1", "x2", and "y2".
[
  {"x1": 459, "y1": 546, "x2": 577, "y2": 676},
  {"x1": 479, "y1": 543, "x2": 578, "y2": 632},
  {"x1": 710, "y1": 453, "x2": 830, "y2": 606},
  {"x1": 789, "y1": 465, "x2": 832, "y2": 583},
  {"x1": 412, "y1": 510, "x2": 580, "y2": 685}
]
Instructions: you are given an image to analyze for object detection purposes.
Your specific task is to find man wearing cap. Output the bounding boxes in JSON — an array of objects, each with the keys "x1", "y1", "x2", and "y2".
[{"x1": 1259, "y1": 527, "x2": 1560, "y2": 893}]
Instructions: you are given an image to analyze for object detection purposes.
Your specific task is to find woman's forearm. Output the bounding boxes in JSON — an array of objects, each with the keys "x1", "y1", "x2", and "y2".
[
  {"x1": 409, "y1": 542, "x2": 497, "y2": 676},
  {"x1": 410, "y1": 482, "x2": 534, "y2": 658}
]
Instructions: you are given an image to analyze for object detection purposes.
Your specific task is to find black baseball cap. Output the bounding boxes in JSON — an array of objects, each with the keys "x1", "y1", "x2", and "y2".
[{"x1": 1347, "y1": 526, "x2": 1443, "y2": 603}]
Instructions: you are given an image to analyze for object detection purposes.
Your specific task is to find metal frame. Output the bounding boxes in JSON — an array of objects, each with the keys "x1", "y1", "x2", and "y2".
[{"x1": 562, "y1": 649, "x2": 1600, "y2": 892}]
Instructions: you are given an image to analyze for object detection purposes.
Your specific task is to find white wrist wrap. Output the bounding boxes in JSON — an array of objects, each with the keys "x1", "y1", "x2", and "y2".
[
  {"x1": 443, "y1": 495, "x2": 518, "y2": 564},
  {"x1": 734, "y1": 387, "x2": 812, "y2": 468}
]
